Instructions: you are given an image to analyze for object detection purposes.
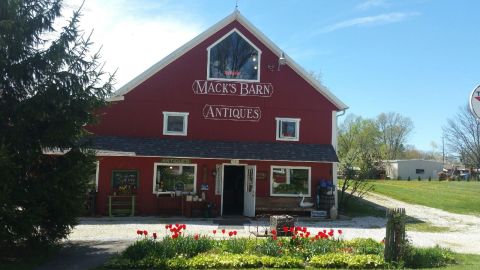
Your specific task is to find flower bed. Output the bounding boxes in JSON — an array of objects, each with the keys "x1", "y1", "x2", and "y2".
[{"x1": 104, "y1": 224, "x2": 455, "y2": 269}]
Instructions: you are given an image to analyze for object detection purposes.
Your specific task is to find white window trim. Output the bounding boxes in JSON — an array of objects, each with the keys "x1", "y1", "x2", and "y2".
[
  {"x1": 152, "y1": 163, "x2": 197, "y2": 194},
  {"x1": 270, "y1": 166, "x2": 311, "y2": 197},
  {"x1": 206, "y1": 28, "x2": 262, "y2": 83},
  {"x1": 163, "y1": 112, "x2": 189, "y2": 136},
  {"x1": 95, "y1": 161, "x2": 100, "y2": 192},
  {"x1": 276, "y1": 117, "x2": 300, "y2": 141}
]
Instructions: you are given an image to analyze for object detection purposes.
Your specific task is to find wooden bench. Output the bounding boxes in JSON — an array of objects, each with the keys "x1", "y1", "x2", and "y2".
[{"x1": 255, "y1": 197, "x2": 314, "y2": 215}]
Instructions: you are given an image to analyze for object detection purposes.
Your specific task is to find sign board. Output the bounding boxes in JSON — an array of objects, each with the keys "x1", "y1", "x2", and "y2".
[
  {"x1": 111, "y1": 170, "x2": 138, "y2": 189},
  {"x1": 201, "y1": 184, "x2": 209, "y2": 191},
  {"x1": 470, "y1": 85, "x2": 480, "y2": 119},
  {"x1": 203, "y1": 104, "x2": 261, "y2": 122},
  {"x1": 192, "y1": 80, "x2": 274, "y2": 97},
  {"x1": 160, "y1": 158, "x2": 191, "y2": 164}
]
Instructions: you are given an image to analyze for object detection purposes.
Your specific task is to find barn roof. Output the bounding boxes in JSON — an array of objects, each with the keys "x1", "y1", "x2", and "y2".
[
  {"x1": 87, "y1": 136, "x2": 339, "y2": 163},
  {"x1": 108, "y1": 10, "x2": 348, "y2": 111}
]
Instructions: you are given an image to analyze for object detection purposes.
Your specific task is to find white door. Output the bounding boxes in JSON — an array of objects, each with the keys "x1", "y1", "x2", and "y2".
[{"x1": 243, "y1": 165, "x2": 256, "y2": 217}]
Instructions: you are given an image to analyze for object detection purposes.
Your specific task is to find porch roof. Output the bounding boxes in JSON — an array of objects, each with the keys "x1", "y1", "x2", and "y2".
[{"x1": 87, "y1": 136, "x2": 339, "y2": 163}]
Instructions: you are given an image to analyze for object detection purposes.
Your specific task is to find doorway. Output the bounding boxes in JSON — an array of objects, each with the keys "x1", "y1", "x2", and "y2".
[{"x1": 222, "y1": 165, "x2": 245, "y2": 215}]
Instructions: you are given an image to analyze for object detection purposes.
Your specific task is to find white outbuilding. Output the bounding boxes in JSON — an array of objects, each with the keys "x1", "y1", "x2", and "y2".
[{"x1": 385, "y1": 159, "x2": 443, "y2": 180}]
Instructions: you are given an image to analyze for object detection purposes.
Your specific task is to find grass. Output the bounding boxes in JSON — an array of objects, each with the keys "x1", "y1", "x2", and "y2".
[
  {"x1": 338, "y1": 191, "x2": 386, "y2": 218},
  {"x1": 424, "y1": 253, "x2": 480, "y2": 270},
  {"x1": 369, "y1": 180, "x2": 480, "y2": 216}
]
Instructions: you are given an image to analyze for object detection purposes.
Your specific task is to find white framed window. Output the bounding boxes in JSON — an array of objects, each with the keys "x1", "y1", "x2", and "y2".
[
  {"x1": 153, "y1": 163, "x2": 197, "y2": 194},
  {"x1": 276, "y1": 117, "x2": 300, "y2": 141},
  {"x1": 270, "y1": 166, "x2": 311, "y2": 197},
  {"x1": 207, "y1": 29, "x2": 261, "y2": 82},
  {"x1": 163, "y1": 112, "x2": 189, "y2": 136}
]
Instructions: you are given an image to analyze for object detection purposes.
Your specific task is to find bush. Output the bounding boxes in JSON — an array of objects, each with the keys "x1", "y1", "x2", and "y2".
[
  {"x1": 418, "y1": 176, "x2": 421, "y2": 181},
  {"x1": 310, "y1": 253, "x2": 384, "y2": 269},
  {"x1": 186, "y1": 253, "x2": 303, "y2": 269},
  {"x1": 221, "y1": 238, "x2": 249, "y2": 254},
  {"x1": 404, "y1": 245, "x2": 456, "y2": 268},
  {"x1": 254, "y1": 238, "x2": 283, "y2": 257},
  {"x1": 428, "y1": 176, "x2": 432, "y2": 181},
  {"x1": 408, "y1": 176, "x2": 411, "y2": 181},
  {"x1": 122, "y1": 236, "x2": 215, "y2": 262},
  {"x1": 345, "y1": 238, "x2": 384, "y2": 255}
]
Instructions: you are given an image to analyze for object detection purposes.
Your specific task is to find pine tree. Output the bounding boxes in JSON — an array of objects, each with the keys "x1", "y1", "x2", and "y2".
[{"x1": 0, "y1": 0, "x2": 113, "y2": 251}]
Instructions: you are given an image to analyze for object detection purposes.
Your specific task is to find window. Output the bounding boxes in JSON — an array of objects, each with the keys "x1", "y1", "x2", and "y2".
[
  {"x1": 208, "y1": 29, "x2": 260, "y2": 81},
  {"x1": 271, "y1": 166, "x2": 311, "y2": 196},
  {"x1": 276, "y1": 118, "x2": 300, "y2": 141},
  {"x1": 163, "y1": 112, "x2": 189, "y2": 136},
  {"x1": 153, "y1": 163, "x2": 197, "y2": 194},
  {"x1": 416, "y1": 169, "x2": 425, "y2": 174}
]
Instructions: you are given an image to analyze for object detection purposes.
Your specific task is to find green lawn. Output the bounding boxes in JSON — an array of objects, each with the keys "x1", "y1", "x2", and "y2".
[{"x1": 369, "y1": 180, "x2": 480, "y2": 216}]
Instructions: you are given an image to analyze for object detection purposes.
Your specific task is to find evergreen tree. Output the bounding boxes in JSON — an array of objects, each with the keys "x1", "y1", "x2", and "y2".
[{"x1": 0, "y1": 0, "x2": 113, "y2": 251}]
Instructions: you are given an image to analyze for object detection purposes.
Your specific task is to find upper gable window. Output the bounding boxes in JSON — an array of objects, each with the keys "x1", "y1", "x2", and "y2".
[
  {"x1": 163, "y1": 112, "x2": 189, "y2": 136},
  {"x1": 208, "y1": 29, "x2": 261, "y2": 82}
]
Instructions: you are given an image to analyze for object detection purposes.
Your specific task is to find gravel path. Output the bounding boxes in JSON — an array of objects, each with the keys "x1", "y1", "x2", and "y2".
[{"x1": 362, "y1": 192, "x2": 480, "y2": 254}]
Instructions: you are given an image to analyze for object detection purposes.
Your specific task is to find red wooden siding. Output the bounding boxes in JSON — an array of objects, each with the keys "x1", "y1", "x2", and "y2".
[{"x1": 88, "y1": 21, "x2": 337, "y2": 144}]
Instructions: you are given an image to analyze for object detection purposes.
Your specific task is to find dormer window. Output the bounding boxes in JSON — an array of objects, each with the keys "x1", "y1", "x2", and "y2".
[{"x1": 207, "y1": 29, "x2": 261, "y2": 82}]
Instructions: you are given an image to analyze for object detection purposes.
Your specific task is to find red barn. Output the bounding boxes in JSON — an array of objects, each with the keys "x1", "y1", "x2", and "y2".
[{"x1": 87, "y1": 11, "x2": 348, "y2": 217}]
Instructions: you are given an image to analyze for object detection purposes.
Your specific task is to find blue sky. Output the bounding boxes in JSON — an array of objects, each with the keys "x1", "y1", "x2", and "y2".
[{"x1": 73, "y1": 0, "x2": 480, "y2": 152}]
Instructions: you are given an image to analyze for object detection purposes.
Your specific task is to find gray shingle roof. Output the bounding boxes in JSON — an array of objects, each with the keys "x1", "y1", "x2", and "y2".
[{"x1": 88, "y1": 136, "x2": 339, "y2": 162}]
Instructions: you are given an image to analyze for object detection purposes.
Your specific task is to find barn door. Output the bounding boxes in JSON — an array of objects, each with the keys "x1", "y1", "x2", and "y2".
[{"x1": 243, "y1": 165, "x2": 256, "y2": 217}]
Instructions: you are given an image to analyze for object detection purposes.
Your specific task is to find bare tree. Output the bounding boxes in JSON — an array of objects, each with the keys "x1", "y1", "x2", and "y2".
[
  {"x1": 376, "y1": 112, "x2": 414, "y2": 160},
  {"x1": 443, "y1": 105, "x2": 480, "y2": 169}
]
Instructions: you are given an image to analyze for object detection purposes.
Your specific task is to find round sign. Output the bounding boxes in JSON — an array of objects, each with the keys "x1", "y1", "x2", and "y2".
[{"x1": 470, "y1": 85, "x2": 480, "y2": 119}]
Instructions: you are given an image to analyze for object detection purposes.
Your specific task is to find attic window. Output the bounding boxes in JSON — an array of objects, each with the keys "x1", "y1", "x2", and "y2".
[{"x1": 207, "y1": 29, "x2": 260, "y2": 81}]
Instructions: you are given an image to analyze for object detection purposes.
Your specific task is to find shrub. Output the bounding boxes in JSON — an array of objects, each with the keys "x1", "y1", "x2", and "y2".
[
  {"x1": 418, "y1": 176, "x2": 421, "y2": 181},
  {"x1": 221, "y1": 238, "x2": 249, "y2": 254},
  {"x1": 407, "y1": 176, "x2": 411, "y2": 181},
  {"x1": 428, "y1": 176, "x2": 432, "y2": 181},
  {"x1": 254, "y1": 238, "x2": 283, "y2": 257},
  {"x1": 310, "y1": 253, "x2": 384, "y2": 269},
  {"x1": 187, "y1": 253, "x2": 303, "y2": 269},
  {"x1": 345, "y1": 238, "x2": 384, "y2": 255},
  {"x1": 303, "y1": 238, "x2": 343, "y2": 258},
  {"x1": 404, "y1": 245, "x2": 456, "y2": 268},
  {"x1": 122, "y1": 236, "x2": 215, "y2": 262}
]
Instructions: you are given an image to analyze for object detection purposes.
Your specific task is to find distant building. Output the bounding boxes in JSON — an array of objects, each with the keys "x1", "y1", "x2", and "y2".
[{"x1": 385, "y1": 160, "x2": 443, "y2": 180}]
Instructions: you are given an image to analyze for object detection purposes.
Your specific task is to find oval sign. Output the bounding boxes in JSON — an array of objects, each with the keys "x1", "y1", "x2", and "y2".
[{"x1": 470, "y1": 85, "x2": 480, "y2": 119}]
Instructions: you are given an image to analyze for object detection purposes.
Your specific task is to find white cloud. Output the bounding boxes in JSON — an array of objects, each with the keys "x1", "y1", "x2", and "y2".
[
  {"x1": 322, "y1": 12, "x2": 420, "y2": 33},
  {"x1": 63, "y1": 0, "x2": 204, "y2": 89},
  {"x1": 357, "y1": 0, "x2": 387, "y2": 10}
]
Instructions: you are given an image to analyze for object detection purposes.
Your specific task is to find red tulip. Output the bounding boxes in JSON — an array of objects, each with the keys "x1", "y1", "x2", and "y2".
[
  {"x1": 136, "y1": 230, "x2": 142, "y2": 235},
  {"x1": 222, "y1": 229, "x2": 226, "y2": 234},
  {"x1": 271, "y1": 229, "x2": 277, "y2": 235},
  {"x1": 233, "y1": 231, "x2": 237, "y2": 236},
  {"x1": 172, "y1": 233, "x2": 179, "y2": 239},
  {"x1": 175, "y1": 223, "x2": 179, "y2": 228},
  {"x1": 213, "y1": 229, "x2": 217, "y2": 234},
  {"x1": 338, "y1": 229, "x2": 343, "y2": 235},
  {"x1": 228, "y1": 231, "x2": 234, "y2": 237},
  {"x1": 143, "y1": 230, "x2": 148, "y2": 236},
  {"x1": 153, "y1": 233, "x2": 157, "y2": 239},
  {"x1": 194, "y1": 234, "x2": 199, "y2": 240},
  {"x1": 283, "y1": 226, "x2": 288, "y2": 232},
  {"x1": 273, "y1": 235, "x2": 278, "y2": 240}
]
